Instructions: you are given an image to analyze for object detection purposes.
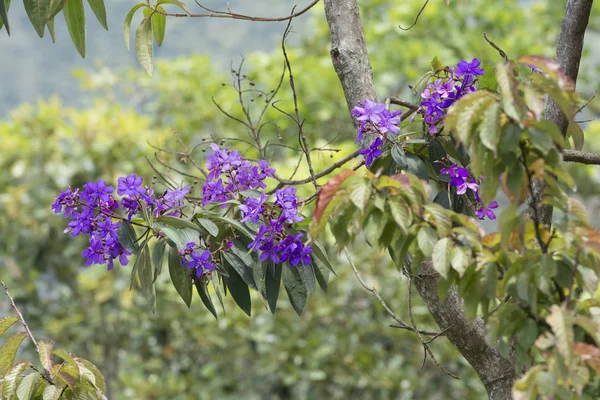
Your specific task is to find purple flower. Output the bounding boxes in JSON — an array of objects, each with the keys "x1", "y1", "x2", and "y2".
[
  {"x1": 274, "y1": 187, "x2": 304, "y2": 224},
  {"x1": 475, "y1": 201, "x2": 499, "y2": 220},
  {"x1": 352, "y1": 100, "x2": 401, "y2": 143},
  {"x1": 82, "y1": 238, "x2": 107, "y2": 266},
  {"x1": 524, "y1": 63, "x2": 542, "y2": 74},
  {"x1": 52, "y1": 188, "x2": 80, "y2": 217},
  {"x1": 80, "y1": 180, "x2": 114, "y2": 206},
  {"x1": 202, "y1": 178, "x2": 227, "y2": 206},
  {"x1": 117, "y1": 174, "x2": 144, "y2": 197},
  {"x1": 360, "y1": 137, "x2": 383, "y2": 167},
  {"x1": 456, "y1": 58, "x2": 484, "y2": 77},
  {"x1": 239, "y1": 192, "x2": 268, "y2": 223},
  {"x1": 186, "y1": 249, "x2": 215, "y2": 277}
]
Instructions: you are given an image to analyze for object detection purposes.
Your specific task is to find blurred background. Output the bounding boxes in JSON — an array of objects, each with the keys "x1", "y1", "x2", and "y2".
[{"x1": 0, "y1": 0, "x2": 599, "y2": 399}]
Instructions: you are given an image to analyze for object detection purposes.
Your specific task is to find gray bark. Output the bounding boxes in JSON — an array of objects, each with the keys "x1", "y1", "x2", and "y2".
[
  {"x1": 410, "y1": 261, "x2": 515, "y2": 400},
  {"x1": 528, "y1": 0, "x2": 594, "y2": 225},
  {"x1": 323, "y1": 0, "x2": 378, "y2": 113}
]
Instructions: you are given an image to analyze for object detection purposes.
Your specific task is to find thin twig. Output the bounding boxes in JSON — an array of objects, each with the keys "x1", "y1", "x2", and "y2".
[
  {"x1": 1, "y1": 282, "x2": 40, "y2": 354},
  {"x1": 576, "y1": 89, "x2": 597, "y2": 114},
  {"x1": 386, "y1": 96, "x2": 420, "y2": 110},
  {"x1": 483, "y1": 33, "x2": 509, "y2": 63},
  {"x1": 343, "y1": 248, "x2": 443, "y2": 337},
  {"x1": 150, "y1": 0, "x2": 320, "y2": 21},
  {"x1": 281, "y1": 14, "x2": 318, "y2": 190},
  {"x1": 406, "y1": 275, "x2": 459, "y2": 379},
  {"x1": 399, "y1": 0, "x2": 430, "y2": 31}
]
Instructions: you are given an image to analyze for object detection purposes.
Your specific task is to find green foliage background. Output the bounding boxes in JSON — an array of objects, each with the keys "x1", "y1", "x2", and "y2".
[{"x1": 0, "y1": 0, "x2": 599, "y2": 398}]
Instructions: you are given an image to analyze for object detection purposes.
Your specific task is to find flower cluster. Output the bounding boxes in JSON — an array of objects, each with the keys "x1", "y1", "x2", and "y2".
[
  {"x1": 351, "y1": 100, "x2": 402, "y2": 167},
  {"x1": 202, "y1": 144, "x2": 275, "y2": 206},
  {"x1": 202, "y1": 145, "x2": 313, "y2": 267},
  {"x1": 440, "y1": 163, "x2": 498, "y2": 220},
  {"x1": 419, "y1": 58, "x2": 484, "y2": 134},
  {"x1": 53, "y1": 175, "x2": 190, "y2": 268}
]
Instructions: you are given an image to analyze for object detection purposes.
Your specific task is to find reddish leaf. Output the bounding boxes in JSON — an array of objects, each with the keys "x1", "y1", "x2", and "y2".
[
  {"x1": 574, "y1": 342, "x2": 600, "y2": 375},
  {"x1": 313, "y1": 170, "x2": 355, "y2": 223}
]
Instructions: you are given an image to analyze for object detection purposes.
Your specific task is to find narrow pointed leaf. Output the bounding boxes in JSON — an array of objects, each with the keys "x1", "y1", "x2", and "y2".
[
  {"x1": 117, "y1": 222, "x2": 139, "y2": 255},
  {"x1": 152, "y1": 239, "x2": 166, "y2": 283},
  {"x1": 86, "y1": 0, "x2": 107, "y2": 29},
  {"x1": 24, "y1": 0, "x2": 49, "y2": 38},
  {"x1": 168, "y1": 245, "x2": 192, "y2": 307},
  {"x1": 152, "y1": 7, "x2": 166, "y2": 46},
  {"x1": 63, "y1": 0, "x2": 86, "y2": 57},
  {"x1": 47, "y1": 16, "x2": 56, "y2": 42},
  {"x1": 222, "y1": 252, "x2": 256, "y2": 290},
  {"x1": 124, "y1": 3, "x2": 144, "y2": 51},
  {"x1": 47, "y1": 0, "x2": 66, "y2": 19},
  {"x1": 195, "y1": 280, "x2": 218, "y2": 319},
  {"x1": 265, "y1": 262, "x2": 281, "y2": 313},
  {"x1": 282, "y1": 264, "x2": 307, "y2": 316},
  {"x1": 0, "y1": 0, "x2": 10, "y2": 35},
  {"x1": 137, "y1": 245, "x2": 156, "y2": 310},
  {"x1": 223, "y1": 257, "x2": 251, "y2": 316}
]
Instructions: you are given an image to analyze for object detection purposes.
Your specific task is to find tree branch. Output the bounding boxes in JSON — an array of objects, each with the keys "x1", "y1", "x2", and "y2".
[
  {"x1": 324, "y1": 0, "x2": 378, "y2": 116},
  {"x1": 529, "y1": 0, "x2": 594, "y2": 226},
  {"x1": 150, "y1": 0, "x2": 320, "y2": 21},
  {"x1": 563, "y1": 149, "x2": 600, "y2": 165}
]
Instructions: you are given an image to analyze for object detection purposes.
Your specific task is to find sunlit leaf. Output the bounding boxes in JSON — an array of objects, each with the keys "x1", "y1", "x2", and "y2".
[
  {"x1": 0, "y1": 332, "x2": 27, "y2": 376},
  {"x1": 135, "y1": 17, "x2": 154, "y2": 76}
]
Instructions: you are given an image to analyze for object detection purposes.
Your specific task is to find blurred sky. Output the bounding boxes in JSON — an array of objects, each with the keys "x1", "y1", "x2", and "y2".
[{"x1": 0, "y1": 0, "x2": 305, "y2": 114}]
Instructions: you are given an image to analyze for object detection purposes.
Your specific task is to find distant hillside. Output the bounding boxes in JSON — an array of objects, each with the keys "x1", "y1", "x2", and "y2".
[{"x1": 0, "y1": 0, "x2": 305, "y2": 114}]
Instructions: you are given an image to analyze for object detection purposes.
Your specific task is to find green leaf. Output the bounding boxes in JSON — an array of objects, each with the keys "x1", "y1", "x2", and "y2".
[
  {"x1": 428, "y1": 138, "x2": 446, "y2": 174},
  {"x1": 16, "y1": 372, "x2": 40, "y2": 400},
  {"x1": 312, "y1": 255, "x2": 330, "y2": 293},
  {"x1": 86, "y1": 0, "x2": 107, "y2": 29},
  {"x1": 391, "y1": 144, "x2": 406, "y2": 167},
  {"x1": 24, "y1": 0, "x2": 49, "y2": 38},
  {"x1": 431, "y1": 56, "x2": 442, "y2": 72},
  {"x1": 546, "y1": 305, "x2": 573, "y2": 363},
  {"x1": 283, "y1": 264, "x2": 307, "y2": 316},
  {"x1": 229, "y1": 240, "x2": 254, "y2": 268},
  {"x1": 168, "y1": 245, "x2": 192, "y2": 307},
  {"x1": 152, "y1": 7, "x2": 166, "y2": 46},
  {"x1": 47, "y1": 16, "x2": 56, "y2": 42},
  {"x1": 47, "y1": 0, "x2": 66, "y2": 19},
  {"x1": 135, "y1": 16, "x2": 154, "y2": 76},
  {"x1": 265, "y1": 262, "x2": 282, "y2": 313},
  {"x1": 158, "y1": 226, "x2": 199, "y2": 250},
  {"x1": 211, "y1": 273, "x2": 226, "y2": 313},
  {"x1": 416, "y1": 226, "x2": 437, "y2": 257},
  {"x1": 517, "y1": 319, "x2": 539, "y2": 351},
  {"x1": 0, "y1": 0, "x2": 11, "y2": 35},
  {"x1": 397, "y1": 153, "x2": 428, "y2": 180},
  {"x1": 37, "y1": 340, "x2": 54, "y2": 378},
  {"x1": 424, "y1": 203, "x2": 452, "y2": 237},
  {"x1": 388, "y1": 199, "x2": 410, "y2": 235},
  {"x1": 3, "y1": 361, "x2": 31, "y2": 399},
  {"x1": 63, "y1": 0, "x2": 86, "y2": 58},
  {"x1": 222, "y1": 252, "x2": 256, "y2": 290},
  {"x1": 349, "y1": 181, "x2": 372, "y2": 213},
  {"x1": 567, "y1": 121, "x2": 584, "y2": 150},
  {"x1": 310, "y1": 239, "x2": 335, "y2": 275},
  {"x1": 450, "y1": 245, "x2": 470, "y2": 276},
  {"x1": 432, "y1": 238, "x2": 451, "y2": 279},
  {"x1": 42, "y1": 384, "x2": 60, "y2": 400},
  {"x1": 0, "y1": 316, "x2": 18, "y2": 337},
  {"x1": 157, "y1": 215, "x2": 202, "y2": 233},
  {"x1": 479, "y1": 102, "x2": 501, "y2": 155},
  {"x1": 0, "y1": 332, "x2": 27, "y2": 376},
  {"x1": 117, "y1": 222, "x2": 139, "y2": 255},
  {"x1": 195, "y1": 280, "x2": 218, "y2": 319},
  {"x1": 53, "y1": 349, "x2": 82, "y2": 378},
  {"x1": 137, "y1": 245, "x2": 156, "y2": 311},
  {"x1": 223, "y1": 258, "x2": 251, "y2": 316},
  {"x1": 124, "y1": 3, "x2": 144, "y2": 51},
  {"x1": 496, "y1": 63, "x2": 522, "y2": 122},
  {"x1": 78, "y1": 358, "x2": 106, "y2": 393},
  {"x1": 196, "y1": 218, "x2": 219, "y2": 237},
  {"x1": 152, "y1": 239, "x2": 166, "y2": 283},
  {"x1": 297, "y1": 263, "x2": 315, "y2": 294}
]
